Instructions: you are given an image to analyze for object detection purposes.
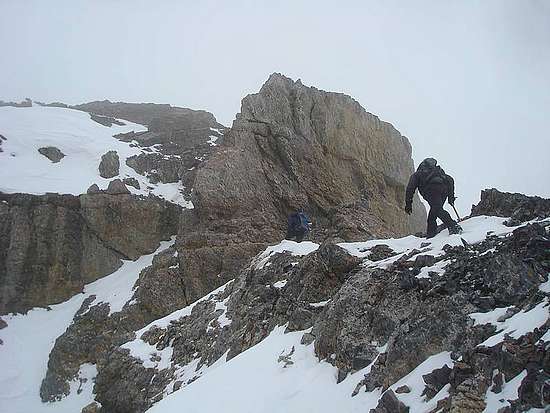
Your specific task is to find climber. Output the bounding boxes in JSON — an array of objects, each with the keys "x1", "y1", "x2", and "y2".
[
  {"x1": 405, "y1": 157, "x2": 463, "y2": 238},
  {"x1": 286, "y1": 209, "x2": 312, "y2": 242}
]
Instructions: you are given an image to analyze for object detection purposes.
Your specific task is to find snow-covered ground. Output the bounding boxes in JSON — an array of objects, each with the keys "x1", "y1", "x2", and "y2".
[
  {"x1": 253, "y1": 240, "x2": 319, "y2": 269},
  {"x1": 0, "y1": 239, "x2": 174, "y2": 413},
  {"x1": 339, "y1": 215, "x2": 547, "y2": 268},
  {"x1": 0, "y1": 105, "x2": 191, "y2": 207}
]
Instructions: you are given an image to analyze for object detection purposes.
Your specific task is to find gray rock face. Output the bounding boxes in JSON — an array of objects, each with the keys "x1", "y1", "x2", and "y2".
[
  {"x1": 178, "y1": 73, "x2": 426, "y2": 304},
  {"x1": 99, "y1": 151, "x2": 120, "y2": 178},
  {"x1": 0, "y1": 192, "x2": 180, "y2": 314},
  {"x1": 38, "y1": 146, "x2": 65, "y2": 163},
  {"x1": 79, "y1": 193, "x2": 180, "y2": 260},
  {"x1": 134, "y1": 246, "x2": 187, "y2": 319}
]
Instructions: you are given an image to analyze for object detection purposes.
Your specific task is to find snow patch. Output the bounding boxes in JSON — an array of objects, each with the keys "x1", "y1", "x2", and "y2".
[
  {"x1": 389, "y1": 352, "x2": 454, "y2": 412},
  {"x1": 476, "y1": 300, "x2": 549, "y2": 347},
  {"x1": 206, "y1": 135, "x2": 219, "y2": 146},
  {"x1": 272, "y1": 280, "x2": 288, "y2": 289},
  {"x1": 539, "y1": 277, "x2": 550, "y2": 293},
  {"x1": 416, "y1": 259, "x2": 451, "y2": 279},
  {"x1": 469, "y1": 306, "x2": 514, "y2": 327},
  {"x1": 309, "y1": 300, "x2": 330, "y2": 308},
  {"x1": 254, "y1": 240, "x2": 319, "y2": 270},
  {"x1": 146, "y1": 326, "x2": 384, "y2": 413},
  {"x1": 483, "y1": 370, "x2": 527, "y2": 412},
  {"x1": 339, "y1": 216, "x2": 533, "y2": 266}
]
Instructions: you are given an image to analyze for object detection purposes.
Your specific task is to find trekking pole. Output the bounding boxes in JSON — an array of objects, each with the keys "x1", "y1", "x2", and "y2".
[{"x1": 451, "y1": 204, "x2": 461, "y2": 222}]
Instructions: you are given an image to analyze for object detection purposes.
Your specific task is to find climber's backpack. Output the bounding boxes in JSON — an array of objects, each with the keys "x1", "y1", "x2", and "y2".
[
  {"x1": 288, "y1": 212, "x2": 310, "y2": 234},
  {"x1": 421, "y1": 165, "x2": 447, "y2": 187}
]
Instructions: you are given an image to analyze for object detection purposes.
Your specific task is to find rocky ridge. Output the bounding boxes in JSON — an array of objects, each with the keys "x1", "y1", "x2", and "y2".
[
  {"x1": 73, "y1": 100, "x2": 226, "y2": 196},
  {"x1": 29, "y1": 189, "x2": 550, "y2": 413}
]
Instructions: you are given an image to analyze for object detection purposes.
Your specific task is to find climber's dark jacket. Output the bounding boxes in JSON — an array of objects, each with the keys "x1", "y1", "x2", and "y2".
[
  {"x1": 286, "y1": 211, "x2": 311, "y2": 242},
  {"x1": 405, "y1": 158, "x2": 459, "y2": 238},
  {"x1": 405, "y1": 160, "x2": 455, "y2": 208}
]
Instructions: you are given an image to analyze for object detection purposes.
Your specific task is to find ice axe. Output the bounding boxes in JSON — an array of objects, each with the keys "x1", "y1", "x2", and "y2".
[{"x1": 451, "y1": 204, "x2": 462, "y2": 222}]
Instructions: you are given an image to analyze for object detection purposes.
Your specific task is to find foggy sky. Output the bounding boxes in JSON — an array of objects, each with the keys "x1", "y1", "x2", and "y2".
[{"x1": 1, "y1": 0, "x2": 549, "y2": 215}]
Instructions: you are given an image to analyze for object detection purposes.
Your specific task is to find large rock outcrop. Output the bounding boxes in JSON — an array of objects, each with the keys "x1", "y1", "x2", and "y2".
[
  {"x1": 178, "y1": 73, "x2": 426, "y2": 303},
  {"x1": 0, "y1": 192, "x2": 180, "y2": 314}
]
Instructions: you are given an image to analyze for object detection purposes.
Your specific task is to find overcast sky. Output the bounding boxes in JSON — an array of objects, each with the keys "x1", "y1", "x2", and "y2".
[{"x1": 1, "y1": 0, "x2": 549, "y2": 215}]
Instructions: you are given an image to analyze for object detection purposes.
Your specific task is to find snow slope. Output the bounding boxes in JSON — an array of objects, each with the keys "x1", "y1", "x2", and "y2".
[
  {"x1": 0, "y1": 239, "x2": 174, "y2": 413},
  {"x1": 0, "y1": 105, "x2": 191, "y2": 207},
  {"x1": 144, "y1": 216, "x2": 550, "y2": 413},
  {"x1": 146, "y1": 326, "x2": 453, "y2": 413}
]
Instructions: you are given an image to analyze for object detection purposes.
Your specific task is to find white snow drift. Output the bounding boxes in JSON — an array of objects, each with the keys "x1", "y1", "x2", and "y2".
[{"x1": 0, "y1": 105, "x2": 191, "y2": 207}]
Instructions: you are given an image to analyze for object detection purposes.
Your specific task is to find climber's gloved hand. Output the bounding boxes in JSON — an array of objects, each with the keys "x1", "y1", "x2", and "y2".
[
  {"x1": 405, "y1": 204, "x2": 412, "y2": 215},
  {"x1": 448, "y1": 196, "x2": 456, "y2": 206}
]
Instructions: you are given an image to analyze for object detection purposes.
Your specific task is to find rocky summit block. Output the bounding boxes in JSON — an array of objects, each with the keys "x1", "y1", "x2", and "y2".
[{"x1": 178, "y1": 73, "x2": 426, "y2": 304}]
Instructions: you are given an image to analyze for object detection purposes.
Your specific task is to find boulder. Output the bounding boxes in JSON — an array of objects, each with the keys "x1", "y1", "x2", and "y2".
[
  {"x1": 99, "y1": 150, "x2": 120, "y2": 178},
  {"x1": 370, "y1": 389, "x2": 409, "y2": 413},
  {"x1": 105, "y1": 179, "x2": 129, "y2": 195},
  {"x1": 86, "y1": 184, "x2": 101, "y2": 194},
  {"x1": 81, "y1": 402, "x2": 101, "y2": 413},
  {"x1": 38, "y1": 146, "x2": 65, "y2": 163},
  {"x1": 122, "y1": 177, "x2": 140, "y2": 189}
]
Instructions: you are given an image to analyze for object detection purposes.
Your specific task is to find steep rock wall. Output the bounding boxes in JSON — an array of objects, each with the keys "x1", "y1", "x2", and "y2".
[{"x1": 0, "y1": 192, "x2": 180, "y2": 314}]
